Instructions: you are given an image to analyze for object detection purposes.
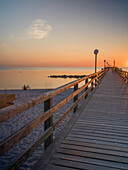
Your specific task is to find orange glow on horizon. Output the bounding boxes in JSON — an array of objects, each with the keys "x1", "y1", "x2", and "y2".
[
  {"x1": 0, "y1": 42, "x2": 127, "y2": 68},
  {"x1": 1, "y1": 54, "x2": 127, "y2": 68}
]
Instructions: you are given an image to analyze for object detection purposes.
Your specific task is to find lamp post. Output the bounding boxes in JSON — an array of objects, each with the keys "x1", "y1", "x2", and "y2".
[
  {"x1": 114, "y1": 60, "x2": 115, "y2": 67},
  {"x1": 104, "y1": 60, "x2": 106, "y2": 69},
  {"x1": 106, "y1": 62, "x2": 109, "y2": 68},
  {"x1": 94, "y1": 49, "x2": 99, "y2": 73}
]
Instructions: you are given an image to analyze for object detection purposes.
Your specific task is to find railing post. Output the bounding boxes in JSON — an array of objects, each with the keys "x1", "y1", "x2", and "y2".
[
  {"x1": 98, "y1": 73, "x2": 100, "y2": 84},
  {"x1": 44, "y1": 98, "x2": 53, "y2": 150},
  {"x1": 91, "y1": 76, "x2": 93, "y2": 91},
  {"x1": 73, "y1": 84, "x2": 78, "y2": 113},
  {"x1": 95, "y1": 75, "x2": 97, "y2": 87},
  {"x1": 125, "y1": 72, "x2": 126, "y2": 81},
  {"x1": 85, "y1": 78, "x2": 88, "y2": 99},
  {"x1": 125, "y1": 72, "x2": 128, "y2": 83}
]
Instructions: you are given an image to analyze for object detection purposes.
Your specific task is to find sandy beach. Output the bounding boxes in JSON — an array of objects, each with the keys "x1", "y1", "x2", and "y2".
[{"x1": 0, "y1": 88, "x2": 78, "y2": 169}]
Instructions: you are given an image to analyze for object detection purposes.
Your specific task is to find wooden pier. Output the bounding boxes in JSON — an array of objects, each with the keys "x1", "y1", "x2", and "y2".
[
  {"x1": 0, "y1": 67, "x2": 128, "y2": 169},
  {"x1": 33, "y1": 68, "x2": 128, "y2": 170}
]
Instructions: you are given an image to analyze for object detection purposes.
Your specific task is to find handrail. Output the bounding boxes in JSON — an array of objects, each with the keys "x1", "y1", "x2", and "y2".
[
  {"x1": 115, "y1": 67, "x2": 128, "y2": 83},
  {"x1": 0, "y1": 70, "x2": 104, "y2": 123},
  {"x1": 0, "y1": 68, "x2": 108, "y2": 169}
]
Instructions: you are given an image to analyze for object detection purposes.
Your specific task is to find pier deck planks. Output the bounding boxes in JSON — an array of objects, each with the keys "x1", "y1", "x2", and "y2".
[{"x1": 33, "y1": 69, "x2": 128, "y2": 170}]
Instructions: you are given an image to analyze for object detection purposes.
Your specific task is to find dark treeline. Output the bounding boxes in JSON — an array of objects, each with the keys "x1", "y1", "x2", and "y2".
[{"x1": 48, "y1": 75, "x2": 86, "y2": 79}]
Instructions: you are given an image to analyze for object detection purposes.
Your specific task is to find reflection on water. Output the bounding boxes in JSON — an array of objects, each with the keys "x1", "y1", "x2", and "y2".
[{"x1": 0, "y1": 67, "x2": 102, "y2": 90}]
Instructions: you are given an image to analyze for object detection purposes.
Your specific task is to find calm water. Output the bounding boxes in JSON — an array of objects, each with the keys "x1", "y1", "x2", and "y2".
[{"x1": 0, "y1": 67, "x2": 103, "y2": 90}]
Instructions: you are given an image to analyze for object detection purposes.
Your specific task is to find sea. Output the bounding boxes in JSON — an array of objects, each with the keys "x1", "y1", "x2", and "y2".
[
  {"x1": 0, "y1": 67, "x2": 127, "y2": 90},
  {"x1": 0, "y1": 67, "x2": 128, "y2": 90},
  {"x1": 0, "y1": 67, "x2": 101, "y2": 90}
]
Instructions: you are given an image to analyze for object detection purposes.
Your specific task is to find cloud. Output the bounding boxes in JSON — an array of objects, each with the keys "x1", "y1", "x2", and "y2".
[{"x1": 27, "y1": 19, "x2": 52, "y2": 39}]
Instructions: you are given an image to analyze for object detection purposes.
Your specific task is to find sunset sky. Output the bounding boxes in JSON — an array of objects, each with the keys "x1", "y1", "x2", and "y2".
[{"x1": 0, "y1": 0, "x2": 128, "y2": 67}]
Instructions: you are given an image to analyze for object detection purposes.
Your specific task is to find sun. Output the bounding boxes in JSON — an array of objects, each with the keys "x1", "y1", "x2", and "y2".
[{"x1": 126, "y1": 61, "x2": 128, "y2": 67}]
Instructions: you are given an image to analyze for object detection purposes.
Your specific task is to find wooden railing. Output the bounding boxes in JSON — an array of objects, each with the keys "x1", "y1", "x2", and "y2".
[
  {"x1": 115, "y1": 67, "x2": 128, "y2": 83},
  {"x1": 0, "y1": 68, "x2": 108, "y2": 169}
]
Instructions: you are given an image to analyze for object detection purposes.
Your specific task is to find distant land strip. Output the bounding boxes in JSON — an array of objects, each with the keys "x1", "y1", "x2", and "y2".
[{"x1": 48, "y1": 75, "x2": 86, "y2": 79}]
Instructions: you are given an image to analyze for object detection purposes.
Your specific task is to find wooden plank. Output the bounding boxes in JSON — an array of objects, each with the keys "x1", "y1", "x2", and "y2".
[
  {"x1": 54, "y1": 153, "x2": 128, "y2": 169},
  {"x1": 69, "y1": 131, "x2": 128, "y2": 141},
  {"x1": 77, "y1": 119, "x2": 128, "y2": 123},
  {"x1": 63, "y1": 139, "x2": 128, "y2": 152},
  {"x1": 66, "y1": 136, "x2": 128, "y2": 148},
  {"x1": 74, "y1": 123, "x2": 128, "y2": 130},
  {"x1": 73, "y1": 126, "x2": 128, "y2": 134},
  {"x1": 73, "y1": 84, "x2": 78, "y2": 113},
  {"x1": 56, "y1": 147, "x2": 128, "y2": 163},
  {"x1": 75, "y1": 121, "x2": 128, "y2": 126},
  {"x1": 50, "y1": 157, "x2": 114, "y2": 170},
  {"x1": 71, "y1": 128, "x2": 128, "y2": 137},
  {"x1": 45, "y1": 164, "x2": 76, "y2": 170},
  {"x1": 67, "y1": 134, "x2": 128, "y2": 144},
  {"x1": 44, "y1": 98, "x2": 53, "y2": 150},
  {"x1": 85, "y1": 78, "x2": 88, "y2": 99},
  {"x1": 0, "y1": 94, "x2": 16, "y2": 109},
  {"x1": 75, "y1": 121, "x2": 128, "y2": 127},
  {"x1": 60, "y1": 143, "x2": 128, "y2": 157}
]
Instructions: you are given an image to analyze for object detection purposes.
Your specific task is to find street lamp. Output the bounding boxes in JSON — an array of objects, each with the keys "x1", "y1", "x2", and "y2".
[
  {"x1": 104, "y1": 60, "x2": 106, "y2": 69},
  {"x1": 94, "y1": 49, "x2": 99, "y2": 73}
]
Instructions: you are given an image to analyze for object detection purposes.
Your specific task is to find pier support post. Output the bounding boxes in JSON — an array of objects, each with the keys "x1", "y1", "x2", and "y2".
[
  {"x1": 85, "y1": 78, "x2": 88, "y2": 99},
  {"x1": 44, "y1": 98, "x2": 53, "y2": 150},
  {"x1": 95, "y1": 75, "x2": 97, "y2": 87},
  {"x1": 126, "y1": 72, "x2": 128, "y2": 83},
  {"x1": 125, "y1": 72, "x2": 126, "y2": 81},
  {"x1": 74, "y1": 84, "x2": 78, "y2": 113},
  {"x1": 91, "y1": 77, "x2": 93, "y2": 91},
  {"x1": 98, "y1": 73, "x2": 100, "y2": 84}
]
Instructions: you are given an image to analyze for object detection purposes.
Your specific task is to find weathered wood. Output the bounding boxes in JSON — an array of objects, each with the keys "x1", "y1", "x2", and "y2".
[
  {"x1": 73, "y1": 84, "x2": 78, "y2": 113},
  {"x1": 0, "y1": 71, "x2": 105, "y2": 156},
  {"x1": 0, "y1": 70, "x2": 105, "y2": 122},
  {"x1": 71, "y1": 128, "x2": 128, "y2": 137},
  {"x1": 66, "y1": 136, "x2": 128, "y2": 148},
  {"x1": 54, "y1": 153, "x2": 128, "y2": 169},
  {"x1": 53, "y1": 86, "x2": 92, "y2": 131},
  {"x1": 73, "y1": 125, "x2": 128, "y2": 134},
  {"x1": 69, "y1": 131, "x2": 128, "y2": 141},
  {"x1": 63, "y1": 139, "x2": 128, "y2": 152},
  {"x1": 91, "y1": 76, "x2": 94, "y2": 91},
  {"x1": 57, "y1": 147, "x2": 128, "y2": 163},
  {"x1": 38, "y1": 69, "x2": 128, "y2": 170},
  {"x1": 60, "y1": 143, "x2": 128, "y2": 158},
  {"x1": 0, "y1": 94, "x2": 16, "y2": 109},
  {"x1": 44, "y1": 98, "x2": 53, "y2": 150},
  {"x1": 32, "y1": 81, "x2": 99, "y2": 170},
  {"x1": 45, "y1": 164, "x2": 75, "y2": 170},
  {"x1": 67, "y1": 133, "x2": 128, "y2": 144},
  {"x1": 115, "y1": 67, "x2": 128, "y2": 83},
  {"x1": 50, "y1": 157, "x2": 113, "y2": 170},
  {"x1": 85, "y1": 78, "x2": 88, "y2": 99},
  {"x1": 1, "y1": 69, "x2": 108, "y2": 169}
]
